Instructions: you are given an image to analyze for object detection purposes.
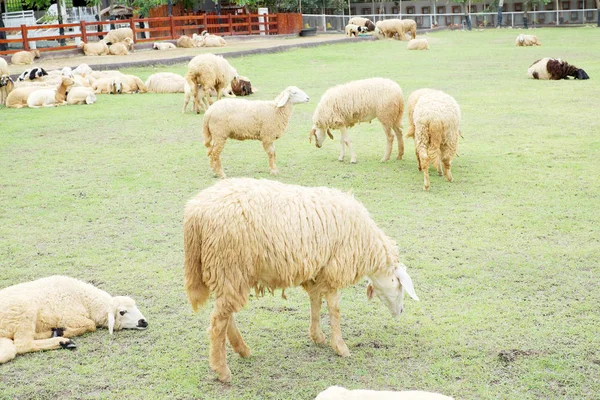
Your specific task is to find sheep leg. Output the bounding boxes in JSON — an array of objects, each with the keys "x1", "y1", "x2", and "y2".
[
  {"x1": 417, "y1": 146, "x2": 430, "y2": 191},
  {"x1": 209, "y1": 140, "x2": 227, "y2": 179},
  {"x1": 304, "y1": 286, "x2": 326, "y2": 344},
  {"x1": 381, "y1": 126, "x2": 394, "y2": 162},
  {"x1": 61, "y1": 317, "x2": 97, "y2": 337},
  {"x1": 262, "y1": 141, "x2": 278, "y2": 175},
  {"x1": 226, "y1": 314, "x2": 250, "y2": 358},
  {"x1": 208, "y1": 304, "x2": 232, "y2": 383},
  {"x1": 340, "y1": 128, "x2": 356, "y2": 164},
  {"x1": 324, "y1": 291, "x2": 350, "y2": 357},
  {"x1": 393, "y1": 126, "x2": 404, "y2": 160},
  {"x1": 441, "y1": 145, "x2": 454, "y2": 183}
]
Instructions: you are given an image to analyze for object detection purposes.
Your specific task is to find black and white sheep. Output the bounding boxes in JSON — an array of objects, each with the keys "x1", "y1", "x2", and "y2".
[{"x1": 527, "y1": 58, "x2": 590, "y2": 80}]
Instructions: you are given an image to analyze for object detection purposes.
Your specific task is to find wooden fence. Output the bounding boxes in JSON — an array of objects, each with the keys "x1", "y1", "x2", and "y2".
[{"x1": 0, "y1": 13, "x2": 292, "y2": 56}]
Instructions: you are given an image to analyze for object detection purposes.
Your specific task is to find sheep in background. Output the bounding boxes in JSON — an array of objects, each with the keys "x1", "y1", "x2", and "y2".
[
  {"x1": 26, "y1": 76, "x2": 74, "y2": 108},
  {"x1": 0, "y1": 275, "x2": 147, "y2": 365},
  {"x1": 375, "y1": 19, "x2": 403, "y2": 39},
  {"x1": 348, "y1": 16, "x2": 376, "y2": 31},
  {"x1": 73, "y1": 63, "x2": 93, "y2": 77},
  {"x1": 67, "y1": 87, "x2": 97, "y2": 105},
  {"x1": 229, "y1": 75, "x2": 253, "y2": 96},
  {"x1": 145, "y1": 72, "x2": 186, "y2": 93},
  {"x1": 401, "y1": 19, "x2": 417, "y2": 40},
  {"x1": 120, "y1": 74, "x2": 147, "y2": 93},
  {"x1": 109, "y1": 38, "x2": 133, "y2": 55},
  {"x1": 345, "y1": 24, "x2": 366, "y2": 37},
  {"x1": 184, "y1": 178, "x2": 419, "y2": 382},
  {"x1": 18, "y1": 67, "x2": 48, "y2": 81},
  {"x1": 177, "y1": 35, "x2": 196, "y2": 48},
  {"x1": 407, "y1": 38, "x2": 429, "y2": 50},
  {"x1": 104, "y1": 27, "x2": 134, "y2": 47},
  {"x1": 202, "y1": 86, "x2": 309, "y2": 177},
  {"x1": 406, "y1": 89, "x2": 461, "y2": 190},
  {"x1": 6, "y1": 76, "x2": 72, "y2": 108},
  {"x1": 201, "y1": 34, "x2": 227, "y2": 47},
  {"x1": 11, "y1": 50, "x2": 41, "y2": 65},
  {"x1": 185, "y1": 53, "x2": 238, "y2": 113},
  {"x1": 79, "y1": 41, "x2": 109, "y2": 56},
  {"x1": 516, "y1": 34, "x2": 541, "y2": 46},
  {"x1": 310, "y1": 77, "x2": 404, "y2": 164},
  {"x1": 0, "y1": 57, "x2": 8, "y2": 75},
  {"x1": 315, "y1": 386, "x2": 454, "y2": 400},
  {"x1": 527, "y1": 58, "x2": 589, "y2": 80},
  {"x1": 0, "y1": 74, "x2": 15, "y2": 105},
  {"x1": 153, "y1": 42, "x2": 176, "y2": 50},
  {"x1": 92, "y1": 77, "x2": 123, "y2": 94}
]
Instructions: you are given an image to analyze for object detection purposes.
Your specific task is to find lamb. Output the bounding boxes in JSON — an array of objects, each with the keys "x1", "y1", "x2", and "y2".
[
  {"x1": 348, "y1": 16, "x2": 376, "y2": 31},
  {"x1": 145, "y1": 72, "x2": 186, "y2": 93},
  {"x1": 92, "y1": 77, "x2": 123, "y2": 94},
  {"x1": 185, "y1": 53, "x2": 238, "y2": 114},
  {"x1": 345, "y1": 24, "x2": 366, "y2": 37},
  {"x1": 0, "y1": 57, "x2": 8, "y2": 75},
  {"x1": 18, "y1": 67, "x2": 49, "y2": 81},
  {"x1": 184, "y1": 178, "x2": 419, "y2": 382},
  {"x1": 202, "y1": 86, "x2": 310, "y2": 178},
  {"x1": 153, "y1": 42, "x2": 176, "y2": 50},
  {"x1": 405, "y1": 88, "x2": 461, "y2": 191},
  {"x1": 177, "y1": 35, "x2": 196, "y2": 48},
  {"x1": 315, "y1": 386, "x2": 454, "y2": 400},
  {"x1": 26, "y1": 76, "x2": 74, "y2": 108},
  {"x1": 310, "y1": 77, "x2": 404, "y2": 164},
  {"x1": 0, "y1": 74, "x2": 15, "y2": 105},
  {"x1": 104, "y1": 27, "x2": 134, "y2": 46},
  {"x1": 407, "y1": 38, "x2": 429, "y2": 50},
  {"x1": 109, "y1": 38, "x2": 133, "y2": 55},
  {"x1": 11, "y1": 50, "x2": 41, "y2": 65},
  {"x1": 516, "y1": 34, "x2": 541, "y2": 46},
  {"x1": 527, "y1": 58, "x2": 590, "y2": 80},
  {"x1": 67, "y1": 86, "x2": 97, "y2": 105},
  {"x1": 0, "y1": 275, "x2": 147, "y2": 365},
  {"x1": 79, "y1": 41, "x2": 109, "y2": 56}
]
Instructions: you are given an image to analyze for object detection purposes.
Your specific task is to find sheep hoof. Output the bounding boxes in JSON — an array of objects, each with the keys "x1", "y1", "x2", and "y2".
[
  {"x1": 52, "y1": 328, "x2": 65, "y2": 337},
  {"x1": 237, "y1": 345, "x2": 251, "y2": 358},
  {"x1": 396, "y1": 155, "x2": 403, "y2": 160},
  {"x1": 216, "y1": 367, "x2": 232, "y2": 383},
  {"x1": 310, "y1": 331, "x2": 327, "y2": 344},
  {"x1": 332, "y1": 342, "x2": 350, "y2": 357},
  {"x1": 350, "y1": 160, "x2": 357, "y2": 164},
  {"x1": 60, "y1": 339, "x2": 77, "y2": 350},
  {"x1": 269, "y1": 169, "x2": 279, "y2": 175},
  {"x1": 380, "y1": 157, "x2": 389, "y2": 162},
  {"x1": 338, "y1": 156, "x2": 344, "y2": 162}
]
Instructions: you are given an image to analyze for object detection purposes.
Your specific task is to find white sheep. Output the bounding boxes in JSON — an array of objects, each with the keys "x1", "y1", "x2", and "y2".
[
  {"x1": 184, "y1": 178, "x2": 419, "y2": 382},
  {"x1": 405, "y1": 88, "x2": 461, "y2": 191},
  {"x1": 120, "y1": 74, "x2": 147, "y2": 93},
  {"x1": 315, "y1": 386, "x2": 454, "y2": 400},
  {"x1": 185, "y1": 53, "x2": 238, "y2": 113},
  {"x1": 79, "y1": 41, "x2": 109, "y2": 56},
  {"x1": 0, "y1": 275, "x2": 147, "y2": 365},
  {"x1": 0, "y1": 57, "x2": 8, "y2": 75},
  {"x1": 145, "y1": 72, "x2": 186, "y2": 93},
  {"x1": 407, "y1": 38, "x2": 429, "y2": 50},
  {"x1": 345, "y1": 24, "x2": 366, "y2": 37},
  {"x1": 402, "y1": 19, "x2": 417, "y2": 40},
  {"x1": 11, "y1": 50, "x2": 41, "y2": 65},
  {"x1": 26, "y1": 76, "x2": 74, "y2": 108},
  {"x1": 516, "y1": 34, "x2": 541, "y2": 46},
  {"x1": 1, "y1": 74, "x2": 15, "y2": 105},
  {"x1": 73, "y1": 63, "x2": 93, "y2": 77},
  {"x1": 182, "y1": 81, "x2": 239, "y2": 113},
  {"x1": 348, "y1": 17, "x2": 376, "y2": 31},
  {"x1": 310, "y1": 77, "x2": 404, "y2": 164},
  {"x1": 67, "y1": 86, "x2": 97, "y2": 105},
  {"x1": 375, "y1": 19, "x2": 415, "y2": 40},
  {"x1": 177, "y1": 35, "x2": 196, "y2": 48},
  {"x1": 153, "y1": 42, "x2": 176, "y2": 50},
  {"x1": 104, "y1": 27, "x2": 134, "y2": 46},
  {"x1": 109, "y1": 39, "x2": 132, "y2": 56},
  {"x1": 92, "y1": 77, "x2": 123, "y2": 94},
  {"x1": 202, "y1": 86, "x2": 310, "y2": 178},
  {"x1": 201, "y1": 34, "x2": 227, "y2": 47}
]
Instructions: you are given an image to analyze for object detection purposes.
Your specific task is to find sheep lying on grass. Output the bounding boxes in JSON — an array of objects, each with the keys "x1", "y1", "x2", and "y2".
[
  {"x1": 407, "y1": 38, "x2": 429, "y2": 50},
  {"x1": 92, "y1": 77, "x2": 123, "y2": 94},
  {"x1": 6, "y1": 76, "x2": 72, "y2": 108},
  {"x1": 185, "y1": 53, "x2": 238, "y2": 113},
  {"x1": 67, "y1": 87, "x2": 97, "y2": 105},
  {"x1": 527, "y1": 58, "x2": 590, "y2": 80},
  {"x1": 177, "y1": 35, "x2": 196, "y2": 48},
  {"x1": 79, "y1": 41, "x2": 109, "y2": 56},
  {"x1": 516, "y1": 34, "x2": 541, "y2": 46},
  {"x1": 195, "y1": 31, "x2": 227, "y2": 47},
  {"x1": 121, "y1": 74, "x2": 147, "y2": 93},
  {"x1": 202, "y1": 86, "x2": 309, "y2": 177},
  {"x1": 11, "y1": 50, "x2": 41, "y2": 65},
  {"x1": 348, "y1": 17, "x2": 376, "y2": 31},
  {"x1": 310, "y1": 78, "x2": 404, "y2": 164},
  {"x1": 184, "y1": 178, "x2": 419, "y2": 382},
  {"x1": 26, "y1": 76, "x2": 74, "y2": 108},
  {"x1": 406, "y1": 88, "x2": 461, "y2": 191},
  {"x1": 0, "y1": 275, "x2": 147, "y2": 365},
  {"x1": 0, "y1": 57, "x2": 8, "y2": 75},
  {"x1": 109, "y1": 38, "x2": 133, "y2": 55},
  {"x1": 153, "y1": 42, "x2": 176, "y2": 50},
  {"x1": 145, "y1": 72, "x2": 186, "y2": 93},
  {"x1": 315, "y1": 386, "x2": 454, "y2": 400}
]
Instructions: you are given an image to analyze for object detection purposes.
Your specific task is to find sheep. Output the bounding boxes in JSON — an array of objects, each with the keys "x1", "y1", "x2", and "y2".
[
  {"x1": 5, "y1": 86, "x2": 39, "y2": 108},
  {"x1": 153, "y1": 42, "x2": 176, "y2": 50},
  {"x1": 375, "y1": 19, "x2": 416, "y2": 40},
  {"x1": 73, "y1": 63, "x2": 93, "y2": 77},
  {"x1": 18, "y1": 67, "x2": 49, "y2": 81},
  {"x1": 11, "y1": 50, "x2": 41, "y2": 65},
  {"x1": 177, "y1": 35, "x2": 196, "y2": 48},
  {"x1": 26, "y1": 76, "x2": 74, "y2": 108},
  {"x1": 516, "y1": 34, "x2": 541, "y2": 46},
  {"x1": 202, "y1": 86, "x2": 310, "y2": 178},
  {"x1": 90, "y1": 70, "x2": 124, "y2": 80},
  {"x1": 310, "y1": 77, "x2": 404, "y2": 164},
  {"x1": 145, "y1": 72, "x2": 186, "y2": 93},
  {"x1": 79, "y1": 41, "x2": 109, "y2": 56},
  {"x1": 185, "y1": 53, "x2": 238, "y2": 114},
  {"x1": 348, "y1": 16, "x2": 376, "y2": 31},
  {"x1": 401, "y1": 19, "x2": 417, "y2": 40},
  {"x1": 200, "y1": 34, "x2": 227, "y2": 47},
  {"x1": 6, "y1": 76, "x2": 72, "y2": 108},
  {"x1": 315, "y1": 386, "x2": 454, "y2": 400},
  {"x1": 405, "y1": 89, "x2": 461, "y2": 191},
  {"x1": 104, "y1": 27, "x2": 134, "y2": 46},
  {"x1": 0, "y1": 57, "x2": 8, "y2": 75},
  {"x1": 0, "y1": 74, "x2": 15, "y2": 105},
  {"x1": 527, "y1": 58, "x2": 590, "y2": 80},
  {"x1": 0, "y1": 275, "x2": 147, "y2": 365},
  {"x1": 407, "y1": 38, "x2": 429, "y2": 50},
  {"x1": 67, "y1": 86, "x2": 97, "y2": 105},
  {"x1": 109, "y1": 39, "x2": 132, "y2": 56},
  {"x1": 229, "y1": 75, "x2": 253, "y2": 96},
  {"x1": 182, "y1": 81, "x2": 241, "y2": 113},
  {"x1": 184, "y1": 177, "x2": 419, "y2": 382},
  {"x1": 92, "y1": 77, "x2": 123, "y2": 94},
  {"x1": 345, "y1": 24, "x2": 366, "y2": 37},
  {"x1": 121, "y1": 74, "x2": 147, "y2": 94}
]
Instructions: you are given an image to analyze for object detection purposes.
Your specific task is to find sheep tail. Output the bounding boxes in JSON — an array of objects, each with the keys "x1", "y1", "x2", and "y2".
[
  {"x1": 202, "y1": 111, "x2": 213, "y2": 155},
  {"x1": 0, "y1": 338, "x2": 17, "y2": 364},
  {"x1": 184, "y1": 215, "x2": 210, "y2": 312}
]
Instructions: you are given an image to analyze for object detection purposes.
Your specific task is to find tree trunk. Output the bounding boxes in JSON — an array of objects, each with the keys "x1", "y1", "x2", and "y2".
[{"x1": 57, "y1": 0, "x2": 66, "y2": 46}]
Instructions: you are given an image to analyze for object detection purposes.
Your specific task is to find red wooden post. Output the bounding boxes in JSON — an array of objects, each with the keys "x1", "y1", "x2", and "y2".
[
  {"x1": 21, "y1": 25, "x2": 29, "y2": 51},
  {"x1": 247, "y1": 14, "x2": 251, "y2": 34},
  {"x1": 80, "y1": 20, "x2": 87, "y2": 43},
  {"x1": 129, "y1": 18, "x2": 136, "y2": 42},
  {"x1": 228, "y1": 14, "x2": 233, "y2": 35},
  {"x1": 169, "y1": 15, "x2": 175, "y2": 39},
  {"x1": 203, "y1": 14, "x2": 207, "y2": 33}
]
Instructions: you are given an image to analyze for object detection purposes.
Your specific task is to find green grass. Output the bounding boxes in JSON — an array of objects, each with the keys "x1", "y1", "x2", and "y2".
[{"x1": 1, "y1": 27, "x2": 600, "y2": 399}]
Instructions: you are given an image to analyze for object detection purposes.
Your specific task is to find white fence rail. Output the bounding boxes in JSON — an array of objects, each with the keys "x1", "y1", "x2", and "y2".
[{"x1": 303, "y1": 9, "x2": 599, "y2": 31}]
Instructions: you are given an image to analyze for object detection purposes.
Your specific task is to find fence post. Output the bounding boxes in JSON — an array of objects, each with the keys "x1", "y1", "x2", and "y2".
[
  {"x1": 228, "y1": 14, "x2": 233, "y2": 35},
  {"x1": 21, "y1": 24, "x2": 29, "y2": 51},
  {"x1": 130, "y1": 17, "x2": 137, "y2": 42},
  {"x1": 248, "y1": 14, "x2": 251, "y2": 34},
  {"x1": 80, "y1": 20, "x2": 87, "y2": 43},
  {"x1": 169, "y1": 15, "x2": 175, "y2": 39},
  {"x1": 203, "y1": 14, "x2": 207, "y2": 33}
]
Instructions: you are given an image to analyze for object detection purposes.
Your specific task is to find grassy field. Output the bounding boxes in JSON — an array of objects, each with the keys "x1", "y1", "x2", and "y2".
[{"x1": 1, "y1": 27, "x2": 599, "y2": 400}]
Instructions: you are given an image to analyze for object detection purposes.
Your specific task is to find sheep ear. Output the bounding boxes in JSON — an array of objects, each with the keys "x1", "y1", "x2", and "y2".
[
  {"x1": 276, "y1": 90, "x2": 290, "y2": 108},
  {"x1": 327, "y1": 129, "x2": 334, "y2": 140},
  {"x1": 366, "y1": 283, "x2": 374, "y2": 300},
  {"x1": 395, "y1": 267, "x2": 419, "y2": 301},
  {"x1": 108, "y1": 312, "x2": 115, "y2": 334}
]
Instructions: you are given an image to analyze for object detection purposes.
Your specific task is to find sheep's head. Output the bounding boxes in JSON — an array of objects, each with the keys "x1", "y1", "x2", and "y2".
[
  {"x1": 108, "y1": 296, "x2": 148, "y2": 334},
  {"x1": 275, "y1": 86, "x2": 309, "y2": 108},
  {"x1": 366, "y1": 264, "x2": 419, "y2": 317},
  {"x1": 153, "y1": 42, "x2": 159, "y2": 49},
  {"x1": 310, "y1": 126, "x2": 334, "y2": 148},
  {"x1": 517, "y1": 34, "x2": 525, "y2": 44},
  {"x1": 112, "y1": 77, "x2": 123, "y2": 94},
  {"x1": 32, "y1": 50, "x2": 41, "y2": 58}
]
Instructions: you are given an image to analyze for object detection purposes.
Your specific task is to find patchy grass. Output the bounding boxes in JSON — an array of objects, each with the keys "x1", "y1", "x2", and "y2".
[{"x1": 1, "y1": 27, "x2": 600, "y2": 399}]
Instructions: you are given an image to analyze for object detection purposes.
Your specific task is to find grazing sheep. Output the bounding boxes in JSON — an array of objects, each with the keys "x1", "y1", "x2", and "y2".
[
  {"x1": 516, "y1": 34, "x2": 541, "y2": 46},
  {"x1": 202, "y1": 86, "x2": 310, "y2": 178},
  {"x1": 26, "y1": 76, "x2": 74, "y2": 108},
  {"x1": 185, "y1": 53, "x2": 238, "y2": 114},
  {"x1": 315, "y1": 386, "x2": 454, "y2": 400},
  {"x1": 348, "y1": 17, "x2": 376, "y2": 31},
  {"x1": 79, "y1": 41, "x2": 109, "y2": 56},
  {"x1": 0, "y1": 275, "x2": 147, "y2": 365},
  {"x1": 182, "y1": 81, "x2": 240, "y2": 113},
  {"x1": 406, "y1": 89, "x2": 461, "y2": 191},
  {"x1": 153, "y1": 42, "x2": 176, "y2": 50},
  {"x1": 345, "y1": 24, "x2": 366, "y2": 37},
  {"x1": 310, "y1": 78, "x2": 404, "y2": 164},
  {"x1": 121, "y1": 74, "x2": 147, "y2": 93},
  {"x1": 109, "y1": 40, "x2": 131, "y2": 56},
  {"x1": 67, "y1": 87, "x2": 97, "y2": 105},
  {"x1": 200, "y1": 34, "x2": 227, "y2": 47},
  {"x1": 11, "y1": 50, "x2": 41, "y2": 65},
  {"x1": 0, "y1": 57, "x2": 8, "y2": 75},
  {"x1": 407, "y1": 38, "x2": 429, "y2": 50},
  {"x1": 92, "y1": 77, "x2": 123, "y2": 94},
  {"x1": 184, "y1": 178, "x2": 419, "y2": 382},
  {"x1": 375, "y1": 19, "x2": 416, "y2": 40},
  {"x1": 401, "y1": 19, "x2": 417, "y2": 40},
  {"x1": 18, "y1": 67, "x2": 48, "y2": 81},
  {"x1": 527, "y1": 58, "x2": 590, "y2": 80},
  {"x1": 0, "y1": 74, "x2": 15, "y2": 105},
  {"x1": 145, "y1": 72, "x2": 186, "y2": 93},
  {"x1": 104, "y1": 27, "x2": 134, "y2": 46},
  {"x1": 177, "y1": 35, "x2": 196, "y2": 48}
]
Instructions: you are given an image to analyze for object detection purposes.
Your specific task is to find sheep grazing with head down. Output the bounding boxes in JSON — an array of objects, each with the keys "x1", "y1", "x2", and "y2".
[
  {"x1": 185, "y1": 53, "x2": 238, "y2": 113},
  {"x1": 202, "y1": 86, "x2": 309, "y2": 177},
  {"x1": 405, "y1": 88, "x2": 461, "y2": 191},
  {"x1": 315, "y1": 386, "x2": 454, "y2": 400},
  {"x1": 527, "y1": 58, "x2": 590, "y2": 80},
  {"x1": 348, "y1": 16, "x2": 376, "y2": 31},
  {"x1": 516, "y1": 34, "x2": 541, "y2": 46},
  {"x1": 310, "y1": 77, "x2": 404, "y2": 164},
  {"x1": 11, "y1": 50, "x2": 41, "y2": 65},
  {"x1": 184, "y1": 178, "x2": 419, "y2": 382}
]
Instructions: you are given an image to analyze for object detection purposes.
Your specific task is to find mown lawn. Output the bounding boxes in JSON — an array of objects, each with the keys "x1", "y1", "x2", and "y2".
[{"x1": 1, "y1": 27, "x2": 599, "y2": 400}]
